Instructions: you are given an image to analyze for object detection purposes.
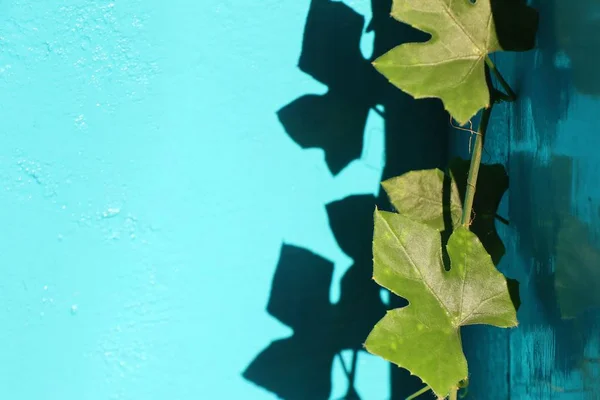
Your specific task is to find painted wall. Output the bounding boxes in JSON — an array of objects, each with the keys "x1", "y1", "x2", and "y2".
[
  {"x1": 0, "y1": 1, "x2": 403, "y2": 399},
  {"x1": 6, "y1": 0, "x2": 598, "y2": 399},
  {"x1": 452, "y1": 0, "x2": 600, "y2": 398}
]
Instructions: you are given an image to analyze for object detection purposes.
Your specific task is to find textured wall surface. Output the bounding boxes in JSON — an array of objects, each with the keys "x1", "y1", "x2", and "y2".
[
  {"x1": 0, "y1": 1, "x2": 393, "y2": 398},
  {"x1": 4, "y1": 0, "x2": 598, "y2": 399}
]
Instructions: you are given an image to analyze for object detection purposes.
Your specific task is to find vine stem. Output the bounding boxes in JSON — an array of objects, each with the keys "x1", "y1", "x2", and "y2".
[
  {"x1": 405, "y1": 385, "x2": 431, "y2": 400},
  {"x1": 453, "y1": 62, "x2": 515, "y2": 396},
  {"x1": 460, "y1": 60, "x2": 516, "y2": 227},
  {"x1": 485, "y1": 56, "x2": 516, "y2": 101},
  {"x1": 460, "y1": 105, "x2": 492, "y2": 227}
]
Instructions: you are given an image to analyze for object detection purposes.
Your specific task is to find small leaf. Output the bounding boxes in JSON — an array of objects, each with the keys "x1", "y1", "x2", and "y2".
[
  {"x1": 382, "y1": 161, "x2": 509, "y2": 265},
  {"x1": 382, "y1": 169, "x2": 462, "y2": 231},
  {"x1": 382, "y1": 164, "x2": 520, "y2": 310},
  {"x1": 365, "y1": 211, "x2": 517, "y2": 397},
  {"x1": 373, "y1": 0, "x2": 502, "y2": 124}
]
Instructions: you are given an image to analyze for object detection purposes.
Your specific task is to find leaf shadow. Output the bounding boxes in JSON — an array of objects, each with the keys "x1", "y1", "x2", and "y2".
[
  {"x1": 243, "y1": 195, "x2": 388, "y2": 400},
  {"x1": 243, "y1": 244, "x2": 337, "y2": 400},
  {"x1": 276, "y1": 0, "x2": 375, "y2": 175},
  {"x1": 244, "y1": 0, "x2": 450, "y2": 398}
]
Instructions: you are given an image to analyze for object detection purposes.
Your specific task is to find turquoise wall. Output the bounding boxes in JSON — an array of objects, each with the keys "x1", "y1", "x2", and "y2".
[
  {"x1": 3, "y1": 0, "x2": 599, "y2": 399},
  {"x1": 0, "y1": 1, "x2": 394, "y2": 398}
]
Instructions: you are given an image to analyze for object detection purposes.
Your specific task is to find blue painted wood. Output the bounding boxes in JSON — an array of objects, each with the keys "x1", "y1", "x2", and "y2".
[{"x1": 451, "y1": 1, "x2": 600, "y2": 398}]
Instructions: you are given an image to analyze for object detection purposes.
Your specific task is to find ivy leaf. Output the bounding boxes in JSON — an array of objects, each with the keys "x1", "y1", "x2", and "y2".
[
  {"x1": 365, "y1": 211, "x2": 517, "y2": 398},
  {"x1": 381, "y1": 164, "x2": 521, "y2": 310},
  {"x1": 382, "y1": 168, "x2": 462, "y2": 231},
  {"x1": 382, "y1": 160, "x2": 508, "y2": 265},
  {"x1": 373, "y1": 0, "x2": 501, "y2": 124}
]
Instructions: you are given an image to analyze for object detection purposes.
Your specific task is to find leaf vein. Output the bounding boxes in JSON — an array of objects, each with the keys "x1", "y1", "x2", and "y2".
[
  {"x1": 380, "y1": 55, "x2": 479, "y2": 68},
  {"x1": 460, "y1": 290, "x2": 506, "y2": 324},
  {"x1": 440, "y1": 0, "x2": 482, "y2": 55},
  {"x1": 379, "y1": 215, "x2": 451, "y2": 316},
  {"x1": 459, "y1": 253, "x2": 468, "y2": 322}
]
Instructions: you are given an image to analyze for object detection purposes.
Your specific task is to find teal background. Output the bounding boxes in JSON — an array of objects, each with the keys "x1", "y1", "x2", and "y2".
[
  {"x1": 453, "y1": 1, "x2": 600, "y2": 398},
  {"x1": 2, "y1": 0, "x2": 600, "y2": 399}
]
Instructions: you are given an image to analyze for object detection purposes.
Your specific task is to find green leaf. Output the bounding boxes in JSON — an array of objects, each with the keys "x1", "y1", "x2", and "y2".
[
  {"x1": 382, "y1": 164, "x2": 521, "y2": 310},
  {"x1": 365, "y1": 211, "x2": 517, "y2": 398},
  {"x1": 373, "y1": 0, "x2": 501, "y2": 124},
  {"x1": 382, "y1": 160, "x2": 509, "y2": 265},
  {"x1": 382, "y1": 169, "x2": 462, "y2": 231}
]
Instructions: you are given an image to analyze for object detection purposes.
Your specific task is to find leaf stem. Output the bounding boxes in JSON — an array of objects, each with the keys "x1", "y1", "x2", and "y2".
[
  {"x1": 460, "y1": 60, "x2": 515, "y2": 228},
  {"x1": 460, "y1": 105, "x2": 492, "y2": 227},
  {"x1": 405, "y1": 385, "x2": 431, "y2": 400},
  {"x1": 449, "y1": 388, "x2": 458, "y2": 400},
  {"x1": 485, "y1": 56, "x2": 516, "y2": 101}
]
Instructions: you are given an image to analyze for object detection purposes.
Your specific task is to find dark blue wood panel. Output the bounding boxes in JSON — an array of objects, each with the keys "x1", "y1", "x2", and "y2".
[{"x1": 452, "y1": 1, "x2": 600, "y2": 398}]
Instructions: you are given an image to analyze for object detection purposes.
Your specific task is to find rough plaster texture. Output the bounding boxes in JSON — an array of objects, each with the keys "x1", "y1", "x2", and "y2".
[
  {"x1": 0, "y1": 1, "x2": 388, "y2": 398},
  {"x1": 3, "y1": 0, "x2": 600, "y2": 399}
]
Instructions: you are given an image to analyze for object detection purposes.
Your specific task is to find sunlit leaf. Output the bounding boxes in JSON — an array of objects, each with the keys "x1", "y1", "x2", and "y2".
[
  {"x1": 383, "y1": 161, "x2": 509, "y2": 261},
  {"x1": 365, "y1": 211, "x2": 517, "y2": 397},
  {"x1": 382, "y1": 169, "x2": 462, "y2": 231},
  {"x1": 373, "y1": 0, "x2": 501, "y2": 124},
  {"x1": 382, "y1": 164, "x2": 520, "y2": 310}
]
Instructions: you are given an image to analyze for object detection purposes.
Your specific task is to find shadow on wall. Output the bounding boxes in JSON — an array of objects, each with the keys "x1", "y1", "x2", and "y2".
[
  {"x1": 243, "y1": 0, "x2": 449, "y2": 398},
  {"x1": 243, "y1": 196, "x2": 385, "y2": 400}
]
